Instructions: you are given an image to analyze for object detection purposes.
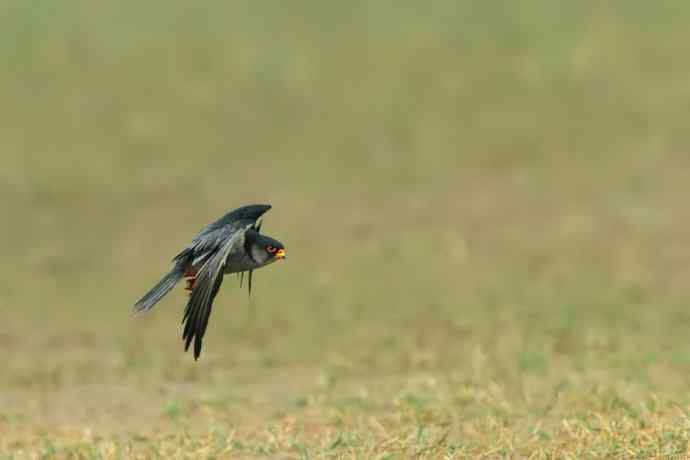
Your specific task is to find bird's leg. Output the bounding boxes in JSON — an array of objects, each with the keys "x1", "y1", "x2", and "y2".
[
  {"x1": 185, "y1": 278, "x2": 197, "y2": 295},
  {"x1": 184, "y1": 266, "x2": 198, "y2": 296}
]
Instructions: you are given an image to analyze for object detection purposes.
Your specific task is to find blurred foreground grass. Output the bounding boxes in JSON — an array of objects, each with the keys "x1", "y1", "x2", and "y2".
[{"x1": 2, "y1": 1, "x2": 690, "y2": 458}]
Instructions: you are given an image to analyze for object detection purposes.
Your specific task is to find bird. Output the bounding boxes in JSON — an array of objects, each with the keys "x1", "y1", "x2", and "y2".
[{"x1": 133, "y1": 204, "x2": 286, "y2": 360}]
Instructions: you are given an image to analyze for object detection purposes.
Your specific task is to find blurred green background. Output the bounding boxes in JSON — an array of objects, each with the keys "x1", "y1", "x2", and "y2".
[{"x1": 2, "y1": 1, "x2": 690, "y2": 457}]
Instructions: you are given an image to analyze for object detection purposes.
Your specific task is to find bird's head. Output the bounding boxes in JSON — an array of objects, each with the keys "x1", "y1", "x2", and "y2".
[{"x1": 246, "y1": 229, "x2": 286, "y2": 266}]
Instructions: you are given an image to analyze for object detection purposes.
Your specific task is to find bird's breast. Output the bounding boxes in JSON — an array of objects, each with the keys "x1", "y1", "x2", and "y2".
[{"x1": 223, "y1": 252, "x2": 259, "y2": 274}]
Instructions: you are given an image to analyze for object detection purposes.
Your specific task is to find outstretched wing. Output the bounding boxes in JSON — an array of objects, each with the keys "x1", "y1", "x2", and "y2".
[
  {"x1": 173, "y1": 204, "x2": 272, "y2": 267},
  {"x1": 181, "y1": 226, "x2": 249, "y2": 360}
]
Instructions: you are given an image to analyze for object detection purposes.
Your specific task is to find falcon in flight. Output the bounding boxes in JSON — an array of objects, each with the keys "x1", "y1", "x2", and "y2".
[{"x1": 133, "y1": 204, "x2": 286, "y2": 360}]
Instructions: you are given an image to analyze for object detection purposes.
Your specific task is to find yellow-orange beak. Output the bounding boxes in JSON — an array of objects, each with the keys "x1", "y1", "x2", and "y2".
[{"x1": 275, "y1": 248, "x2": 286, "y2": 260}]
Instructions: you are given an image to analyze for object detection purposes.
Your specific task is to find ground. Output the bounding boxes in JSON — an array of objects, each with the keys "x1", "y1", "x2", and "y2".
[{"x1": 2, "y1": 1, "x2": 690, "y2": 458}]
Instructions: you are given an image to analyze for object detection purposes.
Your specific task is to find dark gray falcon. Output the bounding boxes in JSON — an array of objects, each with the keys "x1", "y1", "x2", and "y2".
[{"x1": 133, "y1": 204, "x2": 286, "y2": 360}]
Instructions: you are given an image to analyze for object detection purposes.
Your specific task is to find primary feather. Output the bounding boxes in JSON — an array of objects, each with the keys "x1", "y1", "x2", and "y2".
[{"x1": 181, "y1": 228, "x2": 246, "y2": 360}]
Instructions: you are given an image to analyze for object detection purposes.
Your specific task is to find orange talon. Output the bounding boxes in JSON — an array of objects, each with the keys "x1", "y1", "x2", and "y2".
[
  {"x1": 184, "y1": 277, "x2": 197, "y2": 295},
  {"x1": 184, "y1": 266, "x2": 198, "y2": 295}
]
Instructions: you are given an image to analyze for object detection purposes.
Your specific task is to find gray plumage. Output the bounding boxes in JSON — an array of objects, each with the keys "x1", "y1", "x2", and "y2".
[{"x1": 133, "y1": 204, "x2": 286, "y2": 360}]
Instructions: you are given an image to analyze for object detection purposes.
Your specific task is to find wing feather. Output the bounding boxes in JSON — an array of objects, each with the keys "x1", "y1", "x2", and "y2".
[{"x1": 181, "y1": 228, "x2": 246, "y2": 360}]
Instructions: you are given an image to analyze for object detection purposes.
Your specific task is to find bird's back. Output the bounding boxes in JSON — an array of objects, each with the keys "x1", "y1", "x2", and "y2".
[{"x1": 192, "y1": 204, "x2": 271, "y2": 243}]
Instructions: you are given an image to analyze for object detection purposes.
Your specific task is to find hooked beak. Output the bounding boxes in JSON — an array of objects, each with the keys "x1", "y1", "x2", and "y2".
[{"x1": 275, "y1": 248, "x2": 286, "y2": 260}]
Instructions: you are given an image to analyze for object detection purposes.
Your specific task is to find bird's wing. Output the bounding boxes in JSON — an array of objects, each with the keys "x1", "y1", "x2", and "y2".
[
  {"x1": 175, "y1": 204, "x2": 271, "y2": 266},
  {"x1": 181, "y1": 224, "x2": 251, "y2": 360}
]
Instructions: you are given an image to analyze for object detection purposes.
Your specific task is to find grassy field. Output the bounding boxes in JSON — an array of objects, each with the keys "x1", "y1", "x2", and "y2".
[{"x1": 2, "y1": 1, "x2": 690, "y2": 458}]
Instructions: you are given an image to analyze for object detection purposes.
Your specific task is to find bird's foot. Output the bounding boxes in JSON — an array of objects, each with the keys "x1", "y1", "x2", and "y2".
[
  {"x1": 184, "y1": 276, "x2": 197, "y2": 295},
  {"x1": 184, "y1": 266, "x2": 198, "y2": 295}
]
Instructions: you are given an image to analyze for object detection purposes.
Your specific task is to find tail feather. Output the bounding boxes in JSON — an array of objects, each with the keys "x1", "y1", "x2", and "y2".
[{"x1": 133, "y1": 266, "x2": 185, "y2": 314}]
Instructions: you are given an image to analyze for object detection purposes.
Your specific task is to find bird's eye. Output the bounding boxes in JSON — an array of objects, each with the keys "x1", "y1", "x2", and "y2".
[{"x1": 266, "y1": 245, "x2": 276, "y2": 253}]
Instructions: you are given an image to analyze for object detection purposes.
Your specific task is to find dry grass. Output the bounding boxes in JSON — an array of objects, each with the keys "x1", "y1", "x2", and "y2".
[{"x1": 2, "y1": 1, "x2": 690, "y2": 458}]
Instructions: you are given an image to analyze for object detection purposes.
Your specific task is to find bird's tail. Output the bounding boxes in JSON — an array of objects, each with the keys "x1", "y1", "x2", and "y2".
[{"x1": 133, "y1": 265, "x2": 186, "y2": 314}]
